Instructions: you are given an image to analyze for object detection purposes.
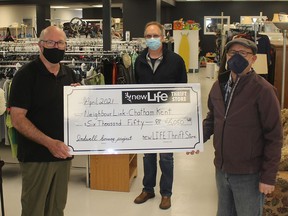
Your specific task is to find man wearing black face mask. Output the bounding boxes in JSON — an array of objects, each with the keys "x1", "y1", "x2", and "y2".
[
  {"x1": 202, "y1": 38, "x2": 283, "y2": 216},
  {"x1": 9, "y1": 26, "x2": 79, "y2": 216}
]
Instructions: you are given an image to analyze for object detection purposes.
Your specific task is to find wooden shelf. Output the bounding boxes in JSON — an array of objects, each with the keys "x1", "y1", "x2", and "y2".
[
  {"x1": 271, "y1": 41, "x2": 288, "y2": 108},
  {"x1": 0, "y1": 26, "x2": 36, "y2": 41},
  {"x1": 89, "y1": 154, "x2": 137, "y2": 192}
]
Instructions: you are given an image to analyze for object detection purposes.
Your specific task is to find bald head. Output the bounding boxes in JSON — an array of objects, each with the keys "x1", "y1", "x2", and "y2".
[{"x1": 39, "y1": 26, "x2": 66, "y2": 42}]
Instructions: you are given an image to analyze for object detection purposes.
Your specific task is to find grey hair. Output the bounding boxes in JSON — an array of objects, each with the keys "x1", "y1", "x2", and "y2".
[{"x1": 144, "y1": 21, "x2": 164, "y2": 36}]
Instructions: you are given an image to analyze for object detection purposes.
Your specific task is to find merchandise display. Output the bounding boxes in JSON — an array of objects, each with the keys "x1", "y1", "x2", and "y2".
[{"x1": 173, "y1": 19, "x2": 201, "y2": 30}]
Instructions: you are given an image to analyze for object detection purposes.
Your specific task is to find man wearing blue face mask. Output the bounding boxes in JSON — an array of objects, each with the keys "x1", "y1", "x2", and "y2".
[
  {"x1": 133, "y1": 21, "x2": 187, "y2": 210},
  {"x1": 202, "y1": 38, "x2": 283, "y2": 216}
]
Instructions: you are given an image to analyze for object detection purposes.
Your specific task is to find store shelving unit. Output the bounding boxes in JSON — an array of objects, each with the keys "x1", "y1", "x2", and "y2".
[
  {"x1": 0, "y1": 26, "x2": 36, "y2": 41},
  {"x1": 273, "y1": 22, "x2": 288, "y2": 109},
  {"x1": 89, "y1": 154, "x2": 137, "y2": 192}
]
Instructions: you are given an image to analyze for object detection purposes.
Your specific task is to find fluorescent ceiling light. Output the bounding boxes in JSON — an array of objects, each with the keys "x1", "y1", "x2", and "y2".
[
  {"x1": 51, "y1": 6, "x2": 70, "y2": 9},
  {"x1": 92, "y1": 4, "x2": 103, "y2": 8}
]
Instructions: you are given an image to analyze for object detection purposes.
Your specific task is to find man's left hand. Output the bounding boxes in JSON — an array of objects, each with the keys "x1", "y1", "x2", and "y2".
[{"x1": 259, "y1": 183, "x2": 275, "y2": 195}]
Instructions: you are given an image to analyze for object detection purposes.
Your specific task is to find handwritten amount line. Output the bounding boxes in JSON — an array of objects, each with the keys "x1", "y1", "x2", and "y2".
[{"x1": 79, "y1": 120, "x2": 193, "y2": 129}]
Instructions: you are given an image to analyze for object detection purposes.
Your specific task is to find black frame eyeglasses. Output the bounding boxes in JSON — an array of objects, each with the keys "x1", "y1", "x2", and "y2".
[
  {"x1": 227, "y1": 50, "x2": 253, "y2": 57},
  {"x1": 41, "y1": 40, "x2": 67, "y2": 49}
]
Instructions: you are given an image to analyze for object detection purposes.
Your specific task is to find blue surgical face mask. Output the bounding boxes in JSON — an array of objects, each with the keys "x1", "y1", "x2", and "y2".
[
  {"x1": 146, "y1": 38, "x2": 162, "y2": 50},
  {"x1": 227, "y1": 53, "x2": 249, "y2": 74}
]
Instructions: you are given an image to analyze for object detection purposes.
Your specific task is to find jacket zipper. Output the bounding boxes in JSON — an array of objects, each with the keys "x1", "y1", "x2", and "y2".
[
  {"x1": 224, "y1": 77, "x2": 240, "y2": 119},
  {"x1": 220, "y1": 77, "x2": 240, "y2": 169}
]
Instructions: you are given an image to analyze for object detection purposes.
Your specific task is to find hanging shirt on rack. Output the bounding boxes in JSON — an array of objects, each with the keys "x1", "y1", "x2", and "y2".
[
  {"x1": 0, "y1": 78, "x2": 6, "y2": 142},
  {"x1": 82, "y1": 68, "x2": 105, "y2": 85},
  {"x1": 3, "y1": 78, "x2": 18, "y2": 157},
  {"x1": 0, "y1": 88, "x2": 5, "y2": 115}
]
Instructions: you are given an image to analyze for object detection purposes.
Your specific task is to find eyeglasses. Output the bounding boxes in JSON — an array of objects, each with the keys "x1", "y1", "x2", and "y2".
[
  {"x1": 41, "y1": 40, "x2": 67, "y2": 49},
  {"x1": 145, "y1": 34, "x2": 161, "y2": 39},
  {"x1": 227, "y1": 50, "x2": 253, "y2": 57}
]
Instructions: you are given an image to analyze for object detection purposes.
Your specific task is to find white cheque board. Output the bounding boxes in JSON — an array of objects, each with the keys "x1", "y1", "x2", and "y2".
[{"x1": 64, "y1": 83, "x2": 203, "y2": 155}]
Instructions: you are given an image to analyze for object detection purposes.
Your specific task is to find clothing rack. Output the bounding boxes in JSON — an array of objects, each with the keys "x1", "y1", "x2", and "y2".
[
  {"x1": 0, "y1": 52, "x2": 38, "y2": 57},
  {"x1": 0, "y1": 39, "x2": 139, "y2": 85},
  {"x1": 0, "y1": 39, "x2": 143, "y2": 53},
  {"x1": 65, "y1": 50, "x2": 121, "y2": 56},
  {"x1": 0, "y1": 65, "x2": 21, "y2": 68},
  {"x1": 230, "y1": 23, "x2": 261, "y2": 44}
]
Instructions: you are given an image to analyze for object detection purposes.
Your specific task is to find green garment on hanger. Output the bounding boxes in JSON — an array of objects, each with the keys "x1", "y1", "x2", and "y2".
[
  {"x1": 83, "y1": 70, "x2": 105, "y2": 85},
  {"x1": 5, "y1": 81, "x2": 17, "y2": 158},
  {"x1": 5, "y1": 113, "x2": 17, "y2": 158}
]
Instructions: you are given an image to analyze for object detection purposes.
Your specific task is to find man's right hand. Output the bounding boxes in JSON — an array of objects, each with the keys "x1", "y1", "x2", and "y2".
[
  {"x1": 186, "y1": 150, "x2": 200, "y2": 155},
  {"x1": 48, "y1": 139, "x2": 72, "y2": 159}
]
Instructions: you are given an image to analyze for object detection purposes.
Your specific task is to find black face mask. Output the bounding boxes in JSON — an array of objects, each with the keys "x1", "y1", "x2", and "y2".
[
  {"x1": 227, "y1": 53, "x2": 249, "y2": 75},
  {"x1": 43, "y1": 48, "x2": 65, "y2": 64}
]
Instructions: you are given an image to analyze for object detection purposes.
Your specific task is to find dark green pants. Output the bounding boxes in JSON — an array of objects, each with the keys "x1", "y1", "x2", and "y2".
[{"x1": 20, "y1": 161, "x2": 71, "y2": 216}]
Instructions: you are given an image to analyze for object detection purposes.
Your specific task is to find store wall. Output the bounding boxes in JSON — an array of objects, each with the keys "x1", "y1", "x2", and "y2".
[
  {"x1": 82, "y1": 8, "x2": 123, "y2": 19},
  {"x1": 0, "y1": 5, "x2": 36, "y2": 28},
  {"x1": 122, "y1": 0, "x2": 159, "y2": 39},
  {"x1": 164, "y1": 1, "x2": 288, "y2": 55},
  {"x1": 51, "y1": 8, "x2": 82, "y2": 25}
]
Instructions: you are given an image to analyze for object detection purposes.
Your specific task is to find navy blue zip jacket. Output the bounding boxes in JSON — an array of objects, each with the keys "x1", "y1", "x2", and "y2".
[{"x1": 134, "y1": 47, "x2": 187, "y2": 84}]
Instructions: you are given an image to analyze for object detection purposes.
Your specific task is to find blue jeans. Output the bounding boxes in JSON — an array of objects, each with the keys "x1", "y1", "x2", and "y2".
[
  {"x1": 142, "y1": 153, "x2": 173, "y2": 197},
  {"x1": 216, "y1": 169, "x2": 264, "y2": 216}
]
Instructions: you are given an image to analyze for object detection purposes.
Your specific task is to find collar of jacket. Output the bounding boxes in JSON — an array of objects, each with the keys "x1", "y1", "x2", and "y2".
[
  {"x1": 139, "y1": 46, "x2": 168, "y2": 61},
  {"x1": 218, "y1": 69, "x2": 255, "y2": 85},
  {"x1": 218, "y1": 70, "x2": 231, "y2": 85}
]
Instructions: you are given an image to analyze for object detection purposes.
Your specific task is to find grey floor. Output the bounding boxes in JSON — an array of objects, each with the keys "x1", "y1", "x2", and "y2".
[{"x1": 0, "y1": 68, "x2": 218, "y2": 216}]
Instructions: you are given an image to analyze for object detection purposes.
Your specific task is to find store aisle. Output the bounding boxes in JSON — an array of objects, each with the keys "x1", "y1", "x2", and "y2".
[{"x1": 1, "y1": 68, "x2": 218, "y2": 216}]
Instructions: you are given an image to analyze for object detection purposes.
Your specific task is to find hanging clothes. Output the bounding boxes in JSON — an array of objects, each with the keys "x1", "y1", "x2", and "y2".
[
  {"x1": 179, "y1": 33, "x2": 190, "y2": 72},
  {"x1": 3, "y1": 78, "x2": 17, "y2": 157},
  {"x1": 122, "y1": 52, "x2": 135, "y2": 84},
  {"x1": 0, "y1": 88, "x2": 5, "y2": 115},
  {"x1": 0, "y1": 77, "x2": 6, "y2": 142},
  {"x1": 112, "y1": 61, "x2": 118, "y2": 84},
  {"x1": 82, "y1": 68, "x2": 105, "y2": 85}
]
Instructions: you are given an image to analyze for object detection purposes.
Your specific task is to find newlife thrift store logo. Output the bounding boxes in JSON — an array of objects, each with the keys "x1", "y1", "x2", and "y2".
[{"x1": 122, "y1": 90, "x2": 190, "y2": 104}]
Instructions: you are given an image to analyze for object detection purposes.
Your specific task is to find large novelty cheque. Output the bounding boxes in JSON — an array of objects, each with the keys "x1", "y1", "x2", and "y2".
[{"x1": 64, "y1": 83, "x2": 203, "y2": 155}]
